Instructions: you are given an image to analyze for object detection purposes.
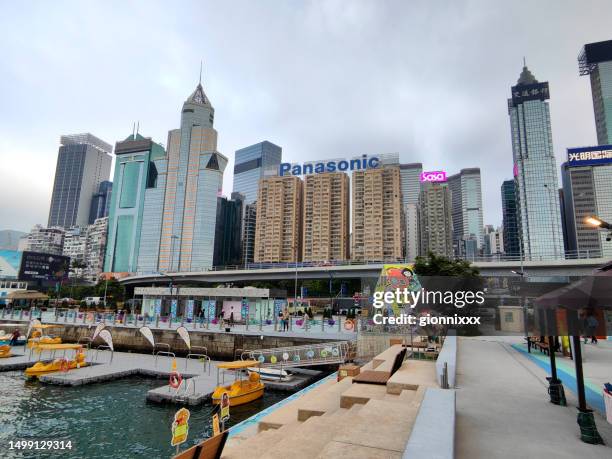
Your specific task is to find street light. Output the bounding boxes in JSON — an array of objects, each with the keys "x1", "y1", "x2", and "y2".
[{"x1": 585, "y1": 215, "x2": 612, "y2": 243}]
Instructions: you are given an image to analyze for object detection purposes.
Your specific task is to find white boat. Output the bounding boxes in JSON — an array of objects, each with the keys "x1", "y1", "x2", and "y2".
[{"x1": 247, "y1": 367, "x2": 294, "y2": 382}]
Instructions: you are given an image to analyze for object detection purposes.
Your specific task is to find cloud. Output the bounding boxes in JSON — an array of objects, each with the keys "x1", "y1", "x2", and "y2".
[{"x1": 0, "y1": 0, "x2": 610, "y2": 233}]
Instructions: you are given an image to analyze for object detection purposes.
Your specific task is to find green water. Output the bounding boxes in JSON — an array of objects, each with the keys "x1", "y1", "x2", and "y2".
[{"x1": 0, "y1": 371, "x2": 287, "y2": 459}]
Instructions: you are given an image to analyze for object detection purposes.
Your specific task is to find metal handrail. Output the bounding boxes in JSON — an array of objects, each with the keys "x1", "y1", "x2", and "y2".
[{"x1": 94, "y1": 344, "x2": 114, "y2": 363}]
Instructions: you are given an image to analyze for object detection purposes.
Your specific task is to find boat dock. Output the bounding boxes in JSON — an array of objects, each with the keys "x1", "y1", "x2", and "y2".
[{"x1": 0, "y1": 345, "x2": 324, "y2": 405}]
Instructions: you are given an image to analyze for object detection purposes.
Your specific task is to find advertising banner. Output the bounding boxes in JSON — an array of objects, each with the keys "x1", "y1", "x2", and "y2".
[
  {"x1": 241, "y1": 299, "x2": 249, "y2": 320},
  {"x1": 170, "y1": 299, "x2": 177, "y2": 319},
  {"x1": 18, "y1": 251, "x2": 70, "y2": 283},
  {"x1": 185, "y1": 300, "x2": 194, "y2": 320},
  {"x1": 154, "y1": 299, "x2": 162, "y2": 316}
]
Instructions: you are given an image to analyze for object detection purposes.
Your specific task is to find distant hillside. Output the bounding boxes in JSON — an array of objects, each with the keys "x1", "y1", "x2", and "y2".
[{"x1": 0, "y1": 230, "x2": 26, "y2": 250}]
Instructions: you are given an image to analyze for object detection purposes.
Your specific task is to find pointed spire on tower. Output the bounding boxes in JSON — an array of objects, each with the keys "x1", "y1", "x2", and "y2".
[
  {"x1": 517, "y1": 59, "x2": 538, "y2": 85},
  {"x1": 186, "y1": 61, "x2": 211, "y2": 106}
]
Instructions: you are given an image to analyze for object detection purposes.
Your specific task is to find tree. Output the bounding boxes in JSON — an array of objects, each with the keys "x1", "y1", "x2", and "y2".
[{"x1": 414, "y1": 252, "x2": 483, "y2": 336}]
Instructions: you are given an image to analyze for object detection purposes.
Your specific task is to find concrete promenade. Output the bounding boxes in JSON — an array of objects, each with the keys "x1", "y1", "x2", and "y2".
[{"x1": 456, "y1": 337, "x2": 612, "y2": 459}]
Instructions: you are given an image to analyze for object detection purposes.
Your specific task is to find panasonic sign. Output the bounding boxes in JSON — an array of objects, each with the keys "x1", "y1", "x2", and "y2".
[
  {"x1": 420, "y1": 171, "x2": 447, "y2": 182},
  {"x1": 279, "y1": 155, "x2": 380, "y2": 176}
]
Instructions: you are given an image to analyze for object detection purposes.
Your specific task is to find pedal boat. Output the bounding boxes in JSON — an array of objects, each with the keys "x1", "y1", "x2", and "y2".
[
  {"x1": 24, "y1": 344, "x2": 87, "y2": 377},
  {"x1": 212, "y1": 360, "x2": 264, "y2": 406}
]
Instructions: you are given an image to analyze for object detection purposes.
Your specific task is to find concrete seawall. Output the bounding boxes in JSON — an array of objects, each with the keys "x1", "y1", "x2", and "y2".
[{"x1": 6, "y1": 321, "x2": 340, "y2": 360}]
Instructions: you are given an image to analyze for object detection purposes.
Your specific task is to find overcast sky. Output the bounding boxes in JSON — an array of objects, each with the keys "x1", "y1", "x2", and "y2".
[{"x1": 1, "y1": 0, "x2": 610, "y2": 232}]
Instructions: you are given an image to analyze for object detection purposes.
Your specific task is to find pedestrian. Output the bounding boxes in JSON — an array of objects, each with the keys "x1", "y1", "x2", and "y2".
[
  {"x1": 303, "y1": 310, "x2": 310, "y2": 330},
  {"x1": 9, "y1": 329, "x2": 20, "y2": 346},
  {"x1": 584, "y1": 313, "x2": 599, "y2": 344},
  {"x1": 229, "y1": 310, "x2": 234, "y2": 327},
  {"x1": 282, "y1": 308, "x2": 289, "y2": 332}
]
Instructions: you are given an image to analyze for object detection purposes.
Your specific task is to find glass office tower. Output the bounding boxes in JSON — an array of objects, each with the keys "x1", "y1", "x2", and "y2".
[
  {"x1": 233, "y1": 141, "x2": 282, "y2": 204},
  {"x1": 104, "y1": 134, "x2": 167, "y2": 273},
  {"x1": 579, "y1": 40, "x2": 612, "y2": 145},
  {"x1": 508, "y1": 65, "x2": 564, "y2": 260},
  {"x1": 158, "y1": 81, "x2": 228, "y2": 272},
  {"x1": 48, "y1": 134, "x2": 112, "y2": 228},
  {"x1": 447, "y1": 168, "x2": 484, "y2": 258},
  {"x1": 501, "y1": 180, "x2": 520, "y2": 257}
]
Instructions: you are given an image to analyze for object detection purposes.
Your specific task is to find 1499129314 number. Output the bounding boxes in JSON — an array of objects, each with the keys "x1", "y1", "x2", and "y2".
[{"x1": 8, "y1": 440, "x2": 73, "y2": 450}]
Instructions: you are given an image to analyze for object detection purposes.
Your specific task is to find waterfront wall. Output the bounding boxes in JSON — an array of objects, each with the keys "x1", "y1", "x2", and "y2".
[{"x1": 8, "y1": 321, "x2": 335, "y2": 360}]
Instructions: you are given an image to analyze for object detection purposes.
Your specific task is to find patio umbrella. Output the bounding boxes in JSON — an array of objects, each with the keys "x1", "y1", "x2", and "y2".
[{"x1": 534, "y1": 262, "x2": 611, "y2": 445}]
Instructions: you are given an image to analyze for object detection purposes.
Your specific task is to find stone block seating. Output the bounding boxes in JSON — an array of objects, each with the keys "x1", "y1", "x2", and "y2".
[{"x1": 221, "y1": 344, "x2": 438, "y2": 459}]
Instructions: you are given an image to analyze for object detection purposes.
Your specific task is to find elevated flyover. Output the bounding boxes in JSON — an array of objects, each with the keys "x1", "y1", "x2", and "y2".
[{"x1": 120, "y1": 257, "x2": 609, "y2": 286}]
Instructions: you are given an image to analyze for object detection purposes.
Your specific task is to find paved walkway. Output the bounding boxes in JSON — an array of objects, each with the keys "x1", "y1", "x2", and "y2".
[{"x1": 456, "y1": 337, "x2": 612, "y2": 459}]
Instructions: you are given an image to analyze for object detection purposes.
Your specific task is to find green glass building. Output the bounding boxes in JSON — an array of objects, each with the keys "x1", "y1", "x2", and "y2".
[{"x1": 104, "y1": 134, "x2": 167, "y2": 273}]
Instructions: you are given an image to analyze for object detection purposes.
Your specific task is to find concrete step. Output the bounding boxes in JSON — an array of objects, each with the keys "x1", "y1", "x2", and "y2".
[
  {"x1": 295, "y1": 378, "x2": 353, "y2": 421},
  {"x1": 222, "y1": 427, "x2": 281, "y2": 458},
  {"x1": 339, "y1": 382, "x2": 388, "y2": 408}
]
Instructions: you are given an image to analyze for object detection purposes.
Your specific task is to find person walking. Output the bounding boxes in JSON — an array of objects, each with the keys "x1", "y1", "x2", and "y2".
[
  {"x1": 282, "y1": 308, "x2": 289, "y2": 332},
  {"x1": 9, "y1": 329, "x2": 20, "y2": 346},
  {"x1": 303, "y1": 310, "x2": 310, "y2": 331},
  {"x1": 584, "y1": 313, "x2": 599, "y2": 344}
]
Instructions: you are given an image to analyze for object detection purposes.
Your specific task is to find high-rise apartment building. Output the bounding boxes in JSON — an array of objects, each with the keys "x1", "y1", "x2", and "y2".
[
  {"x1": 579, "y1": 40, "x2": 612, "y2": 145},
  {"x1": 352, "y1": 166, "x2": 403, "y2": 262},
  {"x1": 48, "y1": 134, "x2": 112, "y2": 229},
  {"x1": 63, "y1": 217, "x2": 108, "y2": 281},
  {"x1": 508, "y1": 65, "x2": 564, "y2": 259},
  {"x1": 89, "y1": 181, "x2": 113, "y2": 224},
  {"x1": 158, "y1": 82, "x2": 228, "y2": 272},
  {"x1": 561, "y1": 145, "x2": 612, "y2": 258},
  {"x1": 233, "y1": 141, "x2": 282, "y2": 204},
  {"x1": 213, "y1": 192, "x2": 244, "y2": 267},
  {"x1": 23, "y1": 225, "x2": 65, "y2": 255},
  {"x1": 104, "y1": 134, "x2": 167, "y2": 273},
  {"x1": 501, "y1": 180, "x2": 520, "y2": 257},
  {"x1": 447, "y1": 168, "x2": 484, "y2": 258},
  {"x1": 302, "y1": 172, "x2": 350, "y2": 262},
  {"x1": 483, "y1": 225, "x2": 504, "y2": 256},
  {"x1": 254, "y1": 176, "x2": 303, "y2": 263},
  {"x1": 418, "y1": 182, "x2": 453, "y2": 258},
  {"x1": 400, "y1": 163, "x2": 422, "y2": 261}
]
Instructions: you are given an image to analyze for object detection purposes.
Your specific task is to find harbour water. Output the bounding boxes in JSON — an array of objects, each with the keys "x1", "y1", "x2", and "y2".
[{"x1": 0, "y1": 371, "x2": 287, "y2": 459}]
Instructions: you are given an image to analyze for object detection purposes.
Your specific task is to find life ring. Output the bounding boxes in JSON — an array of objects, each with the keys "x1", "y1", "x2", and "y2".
[
  {"x1": 169, "y1": 371, "x2": 182, "y2": 389},
  {"x1": 60, "y1": 359, "x2": 70, "y2": 372},
  {"x1": 344, "y1": 319, "x2": 354, "y2": 330}
]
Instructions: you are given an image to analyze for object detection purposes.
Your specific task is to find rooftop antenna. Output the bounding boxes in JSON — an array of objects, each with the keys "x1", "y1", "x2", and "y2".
[
  {"x1": 199, "y1": 60, "x2": 203, "y2": 85},
  {"x1": 132, "y1": 122, "x2": 135, "y2": 139},
  {"x1": 523, "y1": 56, "x2": 526, "y2": 67},
  {"x1": 136, "y1": 121, "x2": 140, "y2": 136}
]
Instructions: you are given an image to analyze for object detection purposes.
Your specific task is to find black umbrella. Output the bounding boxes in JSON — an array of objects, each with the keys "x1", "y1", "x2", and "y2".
[{"x1": 534, "y1": 262, "x2": 611, "y2": 445}]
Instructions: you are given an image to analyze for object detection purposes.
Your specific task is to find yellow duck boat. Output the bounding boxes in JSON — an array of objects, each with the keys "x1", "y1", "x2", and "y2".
[
  {"x1": 24, "y1": 344, "x2": 88, "y2": 377},
  {"x1": 0, "y1": 344, "x2": 12, "y2": 358},
  {"x1": 27, "y1": 324, "x2": 63, "y2": 349},
  {"x1": 212, "y1": 360, "x2": 264, "y2": 407}
]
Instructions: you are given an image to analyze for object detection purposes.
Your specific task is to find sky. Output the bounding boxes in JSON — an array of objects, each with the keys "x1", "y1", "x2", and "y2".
[{"x1": 1, "y1": 0, "x2": 611, "y2": 232}]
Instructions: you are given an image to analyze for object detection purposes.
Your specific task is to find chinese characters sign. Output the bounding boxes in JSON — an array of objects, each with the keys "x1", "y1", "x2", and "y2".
[{"x1": 511, "y1": 82, "x2": 550, "y2": 104}]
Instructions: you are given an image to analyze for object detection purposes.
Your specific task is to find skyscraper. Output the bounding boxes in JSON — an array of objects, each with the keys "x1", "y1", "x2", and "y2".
[
  {"x1": 48, "y1": 134, "x2": 112, "y2": 228},
  {"x1": 352, "y1": 166, "x2": 403, "y2": 262},
  {"x1": 242, "y1": 202, "x2": 257, "y2": 266},
  {"x1": 89, "y1": 181, "x2": 113, "y2": 224},
  {"x1": 104, "y1": 134, "x2": 167, "y2": 273},
  {"x1": 508, "y1": 65, "x2": 564, "y2": 260},
  {"x1": 233, "y1": 141, "x2": 282, "y2": 204},
  {"x1": 400, "y1": 163, "x2": 422, "y2": 261},
  {"x1": 418, "y1": 182, "x2": 453, "y2": 258},
  {"x1": 213, "y1": 192, "x2": 244, "y2": 267},
  {"x1": 158, "y1": 81, "x2": 228, "y2": 272},
  {"x1": 578, "y1": 40, "x2": 612, "y2": 145},
  {"x1": 561, "y1": 145, "x2": 612, "y2": 258},
  {"x1": 254, "y1": 176, "x2": 303, "y2": 263},
  {"x1": 302, "y1": 172, "x2": 350, "y2": 262},
  {"x1": 501, "y1": 180, "x2": 520, "y2": 257},
  {"x1": 447, "y1": 168, "x2": 484, "y2": 258}
]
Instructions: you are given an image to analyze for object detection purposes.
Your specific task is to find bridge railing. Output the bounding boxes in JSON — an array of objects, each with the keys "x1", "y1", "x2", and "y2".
[
  {"x1": 240, "y1": 341, "x2": 351, "y2": 369},
  {"x1": 133, "y1": 250, "x2": 607, "y2": 275}
]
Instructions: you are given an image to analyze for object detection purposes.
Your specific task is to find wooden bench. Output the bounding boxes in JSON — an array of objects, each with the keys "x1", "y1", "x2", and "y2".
[{"x1": 352, "y1": 348, "x2": 407, "y2": 385}]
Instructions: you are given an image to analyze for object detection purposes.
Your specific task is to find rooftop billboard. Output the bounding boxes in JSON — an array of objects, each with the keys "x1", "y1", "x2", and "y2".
[{"x1": 567, "y1": 145, "x2": 612, "y2": 167}]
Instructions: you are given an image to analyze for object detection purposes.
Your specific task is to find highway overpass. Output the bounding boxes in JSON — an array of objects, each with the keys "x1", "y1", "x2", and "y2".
[{"x1": 119, "y1": 257, "x2": 610, "y2": 286}]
